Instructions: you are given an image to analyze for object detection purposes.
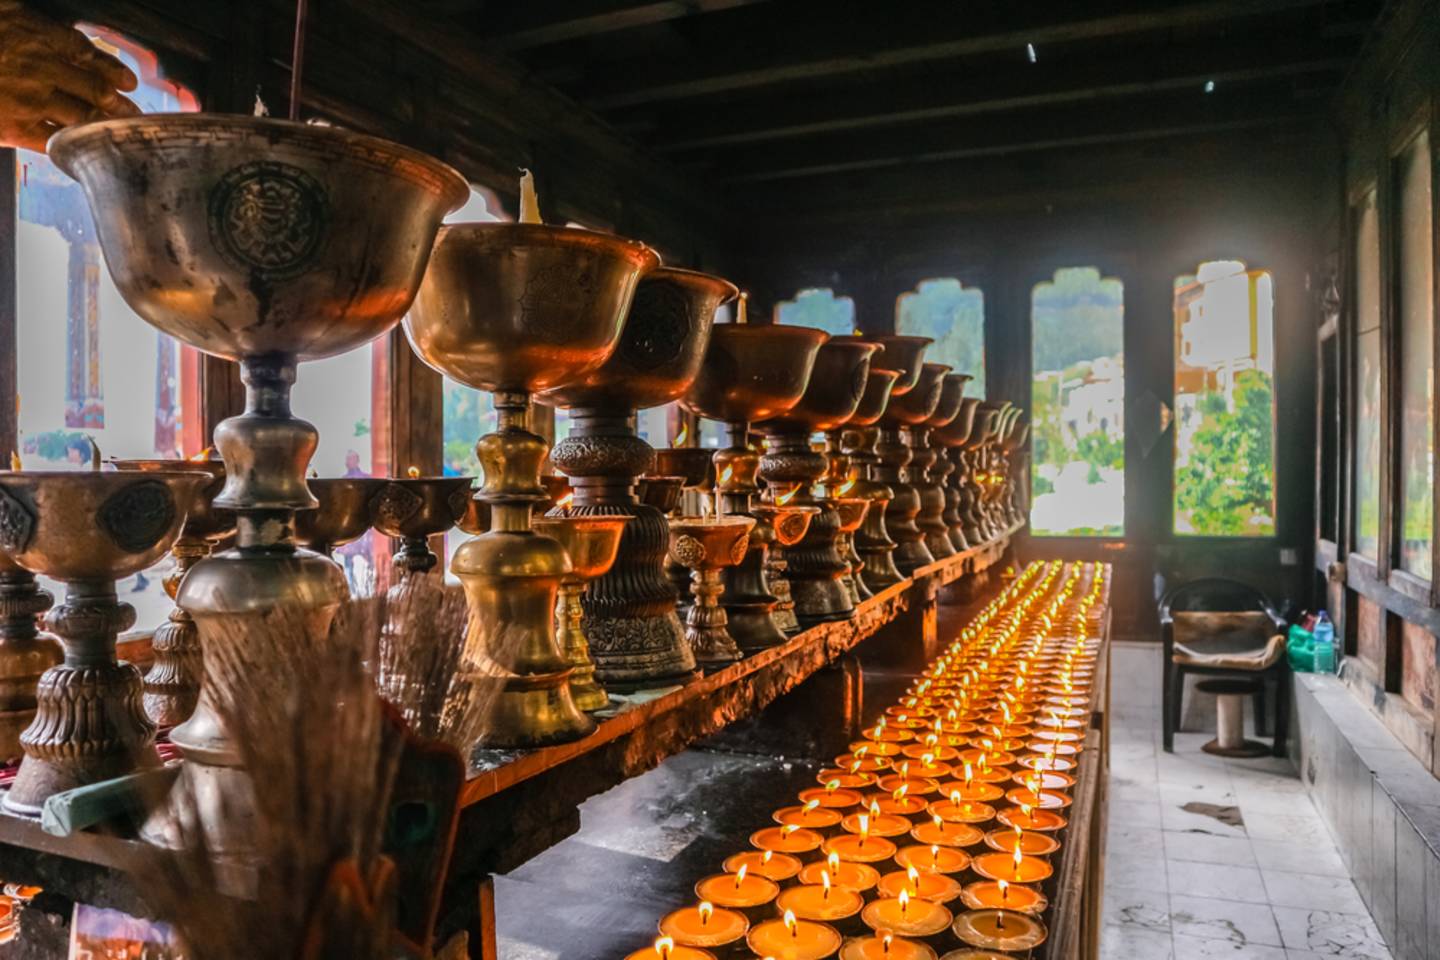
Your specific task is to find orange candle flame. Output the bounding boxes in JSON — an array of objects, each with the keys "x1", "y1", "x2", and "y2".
[
  {"x1": 837, "y1": 477, "x2": 857, "y2": 496},
  {"x1": 557, "y1": 491, "x2": 575, "y2": 510},
  {"x1": 906, "y1": 865, "x2": 920, "y2": 890},
  {"x1": 655, "y1": 936, "x2": 674, "y2": 960},
  {"x1": 735, "y1": 865, "x2": 747, "y2": 887},
  {"x1": 822, "y1": 869, "x2": 832, "y2": 899},
  {"x1": 719, "y1": 464, "x2": 734, "y2": 486},
  {"x1": 698, "y1": 901, "x2": 713, "y2": 926},
  {"x1": 783, "y1": 909, "x2": 798, "y2": 937},
  {"x1": 1012, "y1": 845, "x2": 1024, "y2": 876},
  {"x1": 763, "y1": 849, "x2": 774, "y2": 865},
  {"x1": 188, "y1": 447, "x2": 213, "y2": 462},
  {"x1": 407, "y1": 465, "x2": 421, "y2": 478},
  {"x1": 898, "y1": 889, "x2": 910, "y2": 917},
  {"x1": 828, "y1": 851, "x2": 841, "y2": 873},
  {"x1": 858, "y1": 814, "x2": 870, "y2": 844},
  {"x1": 882, "y1": 933, "x2": 894, "y2": 955},
  {"x1": 673, "y1": 423, "x2": 690, "y2": 448},
  {"x1": 998, "y1": 878, "x2": 1009, "y2": 903}
]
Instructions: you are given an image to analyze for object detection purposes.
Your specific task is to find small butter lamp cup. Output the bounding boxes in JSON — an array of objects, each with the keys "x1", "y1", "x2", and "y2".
[
  {"x1": 755, "y1": 336, "x2": 879, "y2": 626},
  {"x1": 913, "y1": 374, "x2": 969, "y2": 562},
  {"x1": 882, "y1": 362, "x2": 951, "y2": 575},
  {"x1": 531, "y1": 514, "x2": 630, "y2": 711},
  {"x1": 539, "y1": 267, "x2": 735, "y2": 690},
  {"x1": 857, "y1": 336, "x2": 931, "y2": 588},
  {"x1": 110, "y1": 458, "x2": 232, "y2": 728},
  {"x1": 666, "y1": 516, "x2": 756, "y2": 667},
  {"x1": 0, "y1": 550, "x2": 61, "y2": 764},
  {"x1": 934, "y1": 398, "x2": 980, "y2": 552},
  {"x1": 369, "y1": 475, "x2": 475, "y2": 579},
  {"x1": 755, "y1": 500, "x2": 819, "y2": 643},
  {"x1": 405, "y1": 221, "x2": 655, "y2": 747},
  {"x1": 829, "y1": 496, "x2": 871, "y2": 606},
  {"x1": 962, "y1": 405, "x2": 1005, "y2": 546},
  {"x1": 47, "y1": 114, "x2": 466, "y2": 856},
  {"x1": 291, "y1": 477, "x2": 387, "y2": 557},
  {"x1": 652, "y1": 446, "x2": 716, "y2": 608},
  {"x1": 0, "y1": 470, "x2": 206, "y2": 814},
  {"x1": 681, "y1": 321, "x2": 827, "y2": 649}
]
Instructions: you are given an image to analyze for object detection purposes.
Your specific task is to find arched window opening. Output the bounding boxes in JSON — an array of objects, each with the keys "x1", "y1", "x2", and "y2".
[
  {"x1": 775, "y1": 287, "x2": 856, "y2": 337},
  {"x1": 1029, "y1": 267, "x2": 1125, "y2": 537},
  {"x1": 896, "y1": 278, "x2": 985, "y2": 397},
  {"x1": 1172, "y1": 260, "x2": 1277, "y2": 537}
]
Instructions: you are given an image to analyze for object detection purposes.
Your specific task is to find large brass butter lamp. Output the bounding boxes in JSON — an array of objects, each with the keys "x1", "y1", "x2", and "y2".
[
  {"x1": 406, "y1": 222, "x2": 655, "y2": 745},
  {"x1": 49, "y1": 114, "x2": 468, "y2": 855},
  {"x1": 936, "y1": 397, "x2": 981, "y2": 551},
  {"x1": 856, "y1": 336, "x2": 930, "y2": 589},
  {"x1": 0, "y1": 470, "x2": 205, "y2": 815},
  {"x1": 530, "y1": 515, "x2": 629, "y2": 711},
  {"x1": 292, "y1": 478, "x2": 386, "y2": 558},
  {"x1": 755, "y1": 336, "x2": 879, "y2": 625},
  {"x1": 880, "y1": 361, "x2": 950, "y2": 575},
  {"x1": 911, "y1": 373, "x2": 968, "y2": 562},
  {"x1": 681, "y1": 321, "x2": 826, "y2": 649},
  {"x1": 539, "y1": 267, "x2": 734, "y2": 690},
  {"x1": 111, "y1": 458, "x2": 232, "y2": 728},
  {"x1": 0, "y1": 553, "x2": 60, "y2": 764},
  {"x1": 370, "y1": 475, "x2": 475, "y2": 580}
]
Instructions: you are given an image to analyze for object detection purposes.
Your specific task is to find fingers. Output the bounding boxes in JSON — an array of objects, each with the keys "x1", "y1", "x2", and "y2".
[
  {"x1": 38, "y1": 89, "x2": 105, "y2": 128},
  {"x1": 46, "y1": 60, "x2": 142, "y2": 119}
]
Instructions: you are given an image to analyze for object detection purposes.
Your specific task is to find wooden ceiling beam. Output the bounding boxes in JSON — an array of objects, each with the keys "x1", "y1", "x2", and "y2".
[
  {"x1": 581, "y1": 0, "x2": 1340, "y2": 109},
  {"x1": 714, "y1": 95, "x2": 1318, "y2": 184},
  {"x1": 483, "y1": 0, "x2": 774, "y2": 52},
  {"x1": 650, "y1": 50, "x2": 1350, "y2": 152}
]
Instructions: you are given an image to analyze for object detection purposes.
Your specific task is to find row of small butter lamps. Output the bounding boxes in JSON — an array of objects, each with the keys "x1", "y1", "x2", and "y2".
[{"x1": 622, "y1": 559, "x2": 1108, "y2": 959}]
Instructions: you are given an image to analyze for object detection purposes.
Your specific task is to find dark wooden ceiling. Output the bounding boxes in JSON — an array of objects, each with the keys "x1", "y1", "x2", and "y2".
[{"x1": 450, "y1": 0, "x2": 1382, "y2": 222}]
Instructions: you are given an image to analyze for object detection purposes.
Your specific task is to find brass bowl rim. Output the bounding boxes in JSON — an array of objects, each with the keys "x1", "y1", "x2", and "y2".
[
  {"x1": 650, "y1": 265, "x2": 740, "y2": 304},
  {"x1": 435, "y1": 221, "x2": 661, "y2": 274},
  {"x1": 710, "y1": 322, "x2": 830, "y2": 348},
  {"x1": 48, "y1": 112, "x2": 471, "y2": 213},
  {"x1": 668, "y1": 515, "x2": 758, "y2": 529},
  {"x1": 0, "y1": 468, "x2": 213, "y2": 481}
]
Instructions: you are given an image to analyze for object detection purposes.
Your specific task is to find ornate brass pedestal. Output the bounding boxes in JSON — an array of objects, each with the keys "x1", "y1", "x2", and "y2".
[
  {"x1": 756, "y1": 336, "x2": 879, "y2": 625},
  {"x1": 530, "y1": 515, "x2": 629, "y2": 711},
  {"x1": 0, "y1": 471, "x2": 204, "y2": 815},
  {"x1": 1002, "y1": 417, "x2": 1031, "y2": 527},
  {"x1": 682, "y1": 323, "x2": 827, "y2": 648},
  {"x1": 0, "y1": 554, "x2": 60, "y2": 764},
  {"x1": 820, "y1": 359, "x2": 897, "y2": 603},
  {"x1": 112, "y1": 459, "x2": 231, "y2": 728},
  {"x1": 666, "y1": 516, "x2": 755, "y2": 667},
  {"x1": 540, "y1": 267, "x2": 735, "y2": 690},
  {"x1": 857, "y1": 336, "x2": 930, "y2": 590},
  {"x1": 880, "y1": 362, "x2": 950, "y2": 575},
  {"x1": 935, "y1": 397, "x2": 980, "y2": 552},
  {"x1": 912, "y1": 373, "x2": 968, "y2": 562},
  {"x1": 830, "y1": 497, "x2": 871, "y2": 605},
  {"x1": 407, "y1": 222, "x2": 655, "y2": 744},
  {"x1": 49, "y1": 114, "x2": 468, "y2": 854}
]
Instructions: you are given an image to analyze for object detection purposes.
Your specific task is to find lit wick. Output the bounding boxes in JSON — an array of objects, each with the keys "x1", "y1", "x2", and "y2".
[
  {"x1": 734, "y1": 864, "x2": 747, "y2": 889},
  {"x1": 898, "y1": 889, "x2": 910, "y2": 918},
  {"x1": 882, "y1": 933, "x2": 893, "y2": 955},
  {"x1": 8, "y1": 451, "x2": 20, "y2": 470},
  {"x1": 655, "y1": 936, "x2": 674, "y2": 960},
  {"x1": 736, "y1": 292, "x2": 749, "y2": 325},
  {"x1": 821, "y1": 869, "x2": 831, "y2": 900},
  {"x1": 906, "y1": 866, "x2": 921, "y2": 895},
  {"x1": 784, "y1": 909, "x2": 798, "y2": 939},
  {"x1": 858, "y1": 814, "x2": 870, "y2": 847},
  {"x1": 698, "y1": 901, "x2": 712, "y2": 927},
  {"x1": 998, "y1": 878, "x2": 1009, "y2": 905},
  {"x1": 407, "y1": 465, "x2": 421, "y2": 479}
]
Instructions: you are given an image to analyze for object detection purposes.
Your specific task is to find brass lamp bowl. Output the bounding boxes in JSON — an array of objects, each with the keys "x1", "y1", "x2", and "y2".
[
  {"x1": 539, "y1": 266, "x2": 736, "y2": 411},
  {"x1": 110, "y1": 459, "x2": 231, "y2": 542},
  {"x1": 750, "y1": 503, "x2": 819, "y2": 548},
  {"x1": 48, "y1": 115, "x2": 469, "y2": 362},
  {"x1": 925, "y1": 373, "x2": 970, "y2": 429},
  {"x1": 292, "y1": 478, "x2": 388, "y2": 554},
  {"x1": 755, "y1": 336, "x2": 881, "y2": 434},
  {"x1": 0, "y1": 472, "x2": 204, "y2": 581},
  {"x1": 887, "y1": 363, "x2": 952, "y2": 425},
  {"x1": 681, "y1": 324, "x2": 828, "y2": 425},
  {"x1": 936, "y1": 398, "x2": 982, "y2": 449},
  {"x1": 972, "y1": 402, "x2": 1007, "y2": 446},
  {"x1": 872, "y1": 335, "x2": 933, "y2": 396},
  {"x1": 636, "y1": 475, "x2": 686, "y2": 515},
  {"x1": 652, "y1": 448, "x2": 714, "y2": 489},
  {"x1": 405, "y1": 223, "x2": 658, "y2": 395},
  {"x1": 848, "y1": 367, "x2": 903, "y2": 427}
]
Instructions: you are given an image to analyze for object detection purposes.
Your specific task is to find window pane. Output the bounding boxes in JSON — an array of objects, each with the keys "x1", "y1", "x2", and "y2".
[
  {"x1": 1397, "y1": 132, "x2": 1434, "y2": 579},
  {"x1": 1354, "y1": 190, "x2": 1382, "y2": 559},
  {"x1": 1173, "y1": 262, "x2": 1277, "y2": 536},
  {"x1": 897, "y1": 279, "x2": 985, "y2": 396},
  {"x1": 1029, "y1": 267, "x2": 1124, "y2": 536},
  {"x1": 14, "y1": 29, "x2": 200, "y2": 630},
  {"x1": 776, "y1": 288, "x2": 855, "y2": 337}
]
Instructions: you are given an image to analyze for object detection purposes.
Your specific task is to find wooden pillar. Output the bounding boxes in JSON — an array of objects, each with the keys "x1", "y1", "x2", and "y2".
[{"x1": 0, "y1": 149, "x2": 15, "y2": 460}]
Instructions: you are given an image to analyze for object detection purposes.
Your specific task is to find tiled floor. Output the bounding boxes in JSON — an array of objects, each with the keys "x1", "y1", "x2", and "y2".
[{"x1": 1102, "y1": 643, "x2": 1395, "y2": 960}]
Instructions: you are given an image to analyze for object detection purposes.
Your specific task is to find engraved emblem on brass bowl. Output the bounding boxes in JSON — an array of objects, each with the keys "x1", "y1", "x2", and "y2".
[
  {"x1": 621, "y1": 282, "x2": 692, "y2": 371},
  {"x1": 520, "y1": 262, "x2": 597, "y2": 335},
  {"x1": 0, "y1": 485, "x2": 36, "y2": 555},
  {"x1": 730, "y1": 533, "x2": 751, "y2": 565},
  {"x1": 98, "y1": 481, "x2": 177, "y2": 554},
  {"x1": 208, "y1": 161, "x2": 328, "y2": 279},
  {"x1": 776, "y1": 514, "x2": 809, "y2": 544},
  {"x1": 671, "y1": 534, "x2": 706, "y2": 568},
  {"x1": 371, "y1": 483, "x2": 424, "y2": 531}
]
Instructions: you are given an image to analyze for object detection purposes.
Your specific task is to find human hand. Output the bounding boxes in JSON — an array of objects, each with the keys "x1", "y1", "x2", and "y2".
[{"x1": 0, "y1": 0, "x2": 141, "y2": 152}]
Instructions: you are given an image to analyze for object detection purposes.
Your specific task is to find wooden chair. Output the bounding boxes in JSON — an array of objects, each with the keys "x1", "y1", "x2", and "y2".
[{"x1": 1160, "y1": 577, "x2": 1288, "y2": 756}]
